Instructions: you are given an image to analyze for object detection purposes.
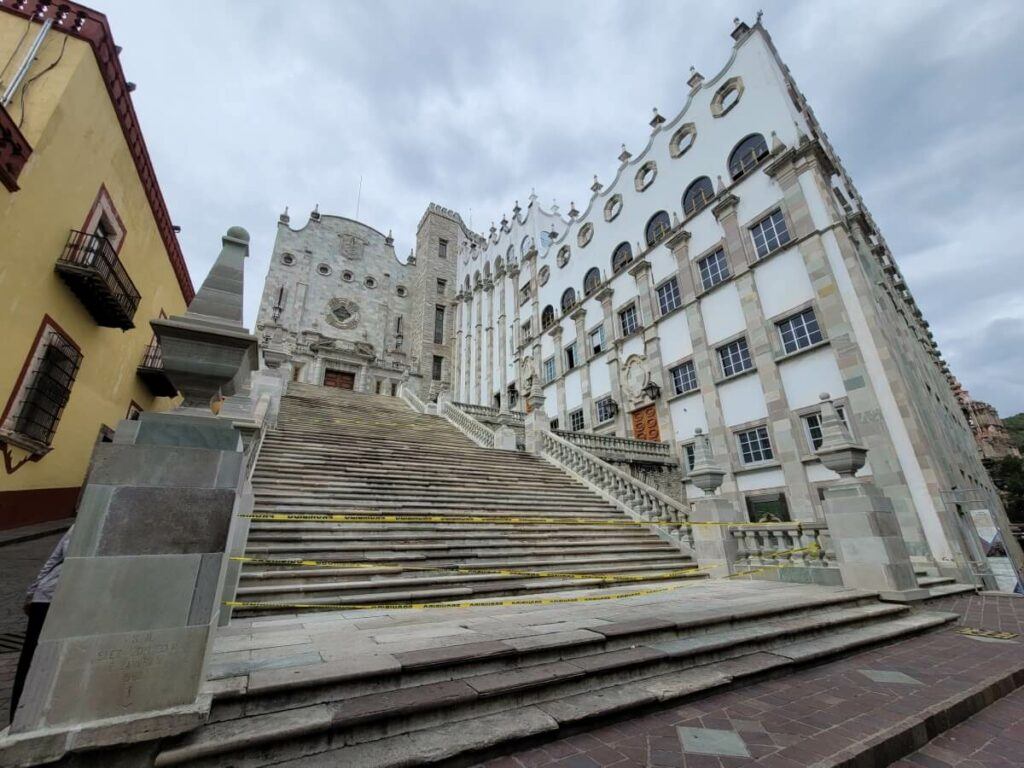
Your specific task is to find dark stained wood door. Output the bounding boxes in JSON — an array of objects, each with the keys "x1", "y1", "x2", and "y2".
[
  {"x1": 323, "y1": 369, "x2": 355, "y2": 390},
  {"x1": 631, "y1": 404, "x2": 660, "y2": 442}
]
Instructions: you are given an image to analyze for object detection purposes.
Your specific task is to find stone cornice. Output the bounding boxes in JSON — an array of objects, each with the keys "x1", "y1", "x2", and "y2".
[
  {"x1": 627, "y1": 258, "x2": 652, "y2": 279},
  {"x1": 569, "y1": 306, "x2": 588, "y2": 322},
  {"x1": 711, "y1": 193, "x2": 740, "y2": 222},
  {"x1": 595, "y1": 287, "x2": 615, "y2": 305},
  {"x1": 663, "y1": 228, "x2": 692, "y2": 251}
]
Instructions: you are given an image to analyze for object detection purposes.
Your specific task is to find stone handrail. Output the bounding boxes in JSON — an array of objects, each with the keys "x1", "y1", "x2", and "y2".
[
  {"x1": 538, "y1": 428, "x2": 692, "y2": 547},
  {"x1": 243, "y1": 392, "x2": 273, "y2": 481},
  {"x1": 440, "y1": 400, "x2": 497, "y2": 448},
  {"x1": 730, "y1": 522, "x2": 836, "y2": 569},
  {"x1": 553, "y1": 429, "x2": 673, "y2": 462},
  {"x1": 399, "y1": 382, "x2": 427, "y2": 414},
  {"x1": 453, "y1": 401, "x2": 525, "y2": 423}
]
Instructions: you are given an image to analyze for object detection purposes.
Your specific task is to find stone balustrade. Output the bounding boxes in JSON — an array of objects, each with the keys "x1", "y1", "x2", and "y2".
[
  {"x1": 399, "y1": 382, "x2": 427, "y2": 414},
  {"x1": 452, "y1": 401, "x2": 526, "y2": 423},
  {"x1": 538, "y1": 428, "x2": 692, "y2": 548},
  {"x1": 553, "y1": 429, "x2": 674, "y2": 464},
  {"x1": 730, "y1": 522, "x2": 836, "y2": 570},
  {"x1": 440, "y1": 400, "x2": 498, "y2": 448}
]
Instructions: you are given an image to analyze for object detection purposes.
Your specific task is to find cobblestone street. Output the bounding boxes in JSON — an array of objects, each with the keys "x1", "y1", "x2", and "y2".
[
  {"x1": 0, "y1": 534, "x2": 63, "y2": 723},
  {"x1": 478, "y1": 594, "x2": 1024, "y2": 768}
]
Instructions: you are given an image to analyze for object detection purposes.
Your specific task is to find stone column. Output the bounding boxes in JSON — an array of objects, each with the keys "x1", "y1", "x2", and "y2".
[
  {"x1": 597, "y1": 287, "x2": 625, "y2": 434},
  {"x1": 473, "y1": 282, "x2": 483, "y2": 404},
  {"x1": 571, "y1": 306, "x2": 593, "y2": 422},
  {"x1": 483, "y1": 279, "x2": 494, "y2": 405},
  {"x1": 508, "y1": 262, "x2": 522, "y2": 410},
  {"x1": 687, "y1": 428, "x2": 742, "y2": 577},
  {"x1": 816, "y1": 394, "x2": 927, "y2": 600},
  {"x1": 462, "y1": 292, "x2": 473, "y2": 401},
  {"x1": 629, "y1": 259, "x2": 672, "y2": 440},
  {"x1": 495, "y1": 264, "x2": 508, "y2": 410},
  {"x1": 524, "y1": 379, "x2": 549, "y2": 454},
  {"x1": 452, "y1": 291, "x2": 464, "y2": 401},
  {"x1": 4, "y1": 228, "x2": 257, "y2": 763}
]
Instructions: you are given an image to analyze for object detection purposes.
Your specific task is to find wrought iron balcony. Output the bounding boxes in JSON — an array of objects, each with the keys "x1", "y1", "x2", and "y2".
[
  {"x1": 136, "y1": 340, "x2": 177, "y2": 397},
  {"x1": 54, "y1": 230, "x2": 141, "y2": 330}
]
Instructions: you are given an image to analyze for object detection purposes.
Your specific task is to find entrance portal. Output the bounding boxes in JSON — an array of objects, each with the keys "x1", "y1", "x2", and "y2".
[
  {"x1": 324, "y1": 369, "x2": 355, "y2": 390},
  {"x1": 631, "y1": 404, "x2": 660, "y2": 442}
]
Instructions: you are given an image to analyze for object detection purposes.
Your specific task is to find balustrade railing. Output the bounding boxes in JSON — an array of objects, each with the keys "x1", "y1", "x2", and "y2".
[
  {"x1": 553, "y1": 429, "x2": 673, "y2": 462},
  {"x1": 538, "y1": 429, "x2": 692, "y2": 547},
  {"x1": 439, "y1": 400, "x2": 496, "y2": 448},
  {"x1": 730, "y1": 522, "x2": 835, "y2": 569},
  {"x1": 398, "y1": 382, "x2": 427, "y2": 414},
  {"x1": 56, "y1": 229, "x2": 141, "y2": 328},
  {"x1": 452, "y1": 401, "x2": 525, "y2": 423}
]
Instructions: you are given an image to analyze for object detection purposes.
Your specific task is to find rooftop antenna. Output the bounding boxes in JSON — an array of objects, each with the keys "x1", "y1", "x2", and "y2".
[{"x1": 355, "y1": 174, "x2": 363, "y2": 220}]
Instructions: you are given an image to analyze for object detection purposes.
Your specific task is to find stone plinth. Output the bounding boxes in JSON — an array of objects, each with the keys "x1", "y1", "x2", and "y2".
[
  {"x1": 822, "y1": 481, "x2": 927, "y2": 601},
  {"x1": 691, "y1": 498, "x2": 743, "y2": 578},
  {"x1": 2, "y1": 412, "x2": 249, "y2": 765}
]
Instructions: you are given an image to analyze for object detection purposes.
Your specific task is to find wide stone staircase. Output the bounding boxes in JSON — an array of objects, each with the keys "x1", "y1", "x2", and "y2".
[
  {"x1": 230, "y1": 382, "x2": 702, "y2": 613},
  {"x1": 150, "y1": 383, "x2": 959, "y2": 767}
]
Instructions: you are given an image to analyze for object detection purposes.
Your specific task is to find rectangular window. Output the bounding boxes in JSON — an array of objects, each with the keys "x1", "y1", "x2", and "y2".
[
  {"x1": 669, "y1": 360, "x2": 698, "y2": 395},
  {"x1": 803, "y1": 406, "x2": 847, "y2": 451},
  {"x1": 596, "y1": 397, "x2": 616, "y2": 423},
  {"x1": 619, "y1": 304, "x2": 639, "y2": 336},
  {"x1": 589, "y1": 325, "x2": 605, "y2": 355},
  {"x1": 432, "y1": 355, "x2": 443, "y2": 381},
  {"x1": 750, "y1": 209, "x2": 792, "y2": 258},
  {"x1": 434, "y1": 305, "x2": 445, "y2": 344},
  {"x1": 543, "y1": 356, "x2": 556, "y2": 384},
  {"x1": 746, "y1": 492, "x2": 790, "y2": 523},
  {"x1": 569, "y1": 408, "x2": 585, "y2": 431},
  {"x1": 777, "y1": 307, "x2": 823, "y2": 354},
  {"x1": 436, "y1": 278, "x2": 447, "y2": 295},
  {"x1": 718, "y1": 337, "x2": 753, "y2": 377},
  {"x1": 683, "y1": 443, "x2": 696, "y2": 472},
  {"x1": 698, "y1": 248, "x2": 730, "y2": 291},
  {"x1": 565, "y1": 342, "x2": 578, "y2": 371},
  {"x1": 550, "y1": 417, "x2": 559, "y2": 430},
  {"x1": 519, "y1": 285, "x2": 530, "y2": 305},
  {"x1": 8, "y1": 327, "x2": 83, "y2": 447},
  {"x1": 390, "y1": 382, "x2": 399, "y2": 396},
  {"x1": 656, "y1": 277, "x2": 681, "y2": 315},
  {"x1": 737, "y1": 426, "x2": 773, "y2": 464},
  {"x1": 521, "y1": 319, "x2": 532, "y2": 341},
  {"x1": 438, "y1": 238, "x2": 448, "y2": 258}
]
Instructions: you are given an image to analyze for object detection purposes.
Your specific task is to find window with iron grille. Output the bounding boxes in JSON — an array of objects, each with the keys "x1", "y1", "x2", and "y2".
[
  {"x1": 683, "y1": 443, "x2": 696, "y2": 472},
  {"x1": 656, "y1": 277, "x2": 681, "y2": 315},
  {"x1": 737, "y1": 426, "x2": 773, "y2": 464},
  {"x1": 669, "y1": 360, "x2": 698, "y2": 395},
  {"x1": 543, "y1": 357, "x2": 556, "y2": 384},
  {"x1": 803, "y1": 406, "x2": 847, "y2": 451},
  {"x1": 433, "y1": 305, "x2": 445, "y2": 344},
  {"x1": 565, "y1": 342, "x2": 578, "y2": 371},
  {"x1": 596, "y1": 397, "x2": 616, "y2": 423},
  {"x1": 569, "y1": 408, "x2": 585, "y2": 431},
  {"x1": 11, "y1": 330, "x2": 83, "y2": 447},
  {"x1": 619, "y1": 304, "x2": 639, "y2": 336},
  {"x1": 431, "y1": 355, "x2": 443, "y2": 381},
  {"x1": 777, "y1": 307, "x2": 822, "y2": 354},
  {"x1": 718, "y1": 337, "x2": 752, "y2": 377},
  {"x1": 698, "y1": 248, "x2": 730, "y2": 291},
  {"x1": 750, "y1": 209, "x2": 791, "y2": 258},
  {"x1": 589, "y1": 325, "x2": 605, "y2": 355},
  {"x1": 438, "y1": 239, "x2": 448, "y2": 258}
]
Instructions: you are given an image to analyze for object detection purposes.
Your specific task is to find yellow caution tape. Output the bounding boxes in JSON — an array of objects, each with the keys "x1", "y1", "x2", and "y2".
[
  {"x1": 242, "y1": 512, "x2": 807, "y2": 528},
  {"x1": 954, "y1": 627, "x2": 1019, "y2": 640},
  {"x1": 225, "y1": 546, "x2": 818, "y2": 611}
]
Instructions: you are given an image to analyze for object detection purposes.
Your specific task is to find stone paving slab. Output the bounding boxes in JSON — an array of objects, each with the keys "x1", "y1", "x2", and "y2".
[{"x1": 473, "y1": 593, "x2": 1024, "y2": 768}]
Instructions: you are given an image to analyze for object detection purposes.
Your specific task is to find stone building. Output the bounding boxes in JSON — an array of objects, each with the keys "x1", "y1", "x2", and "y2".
[
  {"x1": 449, "y1": 19, "x2": 1020, "y2": 583},
  {"x1": 952, "y1": 381, "x2": 1021, "y2": 464},
  {"x1": 255, "y1": 203, "x2": 477, "y2": 401}
]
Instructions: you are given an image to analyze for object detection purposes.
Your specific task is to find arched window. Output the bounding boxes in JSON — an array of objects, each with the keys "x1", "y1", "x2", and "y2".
[
  {"x1": 463, "y1": 275, "x2": 471, "y2": 291},
  {"x1": 728, "y1": 133, "x2": 769, "y2": 180},
  {"x1": 584, "y1": 267, "x2": 601, "y2": 295},
  {"x1": 611, "y1": 242, "x2": 633, "y2": 273},
  {"x1": 682, "y1": 176, "x2": 715, "y2": 216},
  {"x1": 561, "y1": 287, "x2": 577, "y2": 313},
  {"x1": 645, "y1": 211, "x2": 671, "y2": 246},
  {"x1": 541, "y1": 305, "x2": 555, "y2": 330},
  {"x1": 494, "y1": 255, "x2": 504, "y2": 272}
]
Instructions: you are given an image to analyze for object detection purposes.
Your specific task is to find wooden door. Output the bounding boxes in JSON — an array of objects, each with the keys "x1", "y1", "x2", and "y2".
[
  {"x1": 324, "y1": 369, "x2": 355, "y2": 389},
  {"x1": 631, "y1": 404, "x2": 660, "y2": 442}
]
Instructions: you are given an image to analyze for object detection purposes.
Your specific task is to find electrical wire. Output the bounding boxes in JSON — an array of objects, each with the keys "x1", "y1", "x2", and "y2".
[
  {"x1": 0, "y1": 14, "x2": 34, "y2": 92},
  {"x1": 17, "y1": 33, "x2": 68, "y2": 128}
]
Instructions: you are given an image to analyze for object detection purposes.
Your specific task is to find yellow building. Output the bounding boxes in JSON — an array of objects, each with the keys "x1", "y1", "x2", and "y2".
[{"x1": 0, "y1": 2, "x2": 192, "y2": 530}]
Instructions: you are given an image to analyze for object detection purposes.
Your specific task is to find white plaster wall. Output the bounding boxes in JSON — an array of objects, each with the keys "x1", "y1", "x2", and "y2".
[
  {"x1": 736, "y1": 468, "x2": 786, "y2": 492},
  {"x1": 778, "y1": 347, "x2": 845, "y2": 410},
  {"x1": 540, "y1": 332, "x2": 554, "y2": 358},
  {"x1": 565, "y1": 371, "x2": 583, "y2": 410},
  {"x1": 561, "y1": 316, "x2": 577, "y2": 344},
  {"x1": 753, "y1": 248, "x2": 815, "y2": 319},
  {"x1": 658, "y1": 312, "x2": 693, "y2": 364},
  {"x1": 700, "y1": 283, "x2": 745, "y2": 345},
  {"x1": 590, "y1": 354, "x2": 611, "y2": 398},
  {"x1": 719, "y1": 374, "x2": 768, "y2": 427},
  {"x1": 669, "y1": 393, "x2": 708, "y2": 440},
  {"x1": 621, "y1": 334, "x2": 645, "y2": 360},
  {"x1": 543, "y1": 386, "x2": 557, "y2": 416}
]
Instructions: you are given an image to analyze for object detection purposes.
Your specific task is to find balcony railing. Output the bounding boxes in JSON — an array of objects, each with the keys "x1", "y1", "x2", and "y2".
[
  {"x1": 554, "y1": 429, "x2": 675, "y2": 465},
  {"x1": 136, "y1": 340, "x2": 177, "y2": 397},
  {"x1": 54, "y1": 230, "x2": 141, "y2": 330}
]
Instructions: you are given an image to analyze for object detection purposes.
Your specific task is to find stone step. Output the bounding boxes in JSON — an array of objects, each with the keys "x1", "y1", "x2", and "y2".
[
  {"x1": 155, "y1": 600, "x2": 955, "y2": 767},
  {"x1": 246, "y1": 525, "x2": 654, "y2": 539},
  {"x1": 917, "y1": 575, "x2": 956, "y2": 588}
]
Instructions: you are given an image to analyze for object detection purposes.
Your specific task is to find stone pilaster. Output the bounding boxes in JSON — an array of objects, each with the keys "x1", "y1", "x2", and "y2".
[
  {"x1": 451, "y1": 293, "x2": 464, "y2": 401},
  {"x1": 473, "y1": 282, "x2": 483, "y2": 404},
  {"x1": 484, "y1": 279, "x2": 494, "y2": 405},
  {"x1": 571, "y1": 306, "x2": 593, "y2": 424},
  {"x1": 629, "y1": 259, "x2": 672, "y2": 441},
  {"x1": 495, "y1": 265, "x2": 508, "y2": 409}
]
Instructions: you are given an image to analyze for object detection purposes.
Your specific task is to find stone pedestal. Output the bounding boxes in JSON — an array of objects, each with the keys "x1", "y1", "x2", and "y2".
[
  {"x1": 691, "y1": 497, "x2": 743, "y2": 578},
  {"x1": 822, "y1": 481, "x2": 927, "y2": 600},
  {"x1": 494, "y1": 425, "x2": 518, "y2": 451},
  {"x1": 2, "y1": 413, "x2": 248, "y2": 764}
]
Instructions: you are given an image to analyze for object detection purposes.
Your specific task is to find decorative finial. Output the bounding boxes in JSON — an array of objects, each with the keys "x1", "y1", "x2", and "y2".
[
  {"x1": 716, "y1": 175, "x2": 726, "y2": 193},
  {"x1": 688, "y1": 428, "x2": 726, "y2": 493},
  {"x1": 311, "y1": 203, "x2": 320, "y2": 221},
  {"x1": 770, "y1": 130, "x2": 786, "y2": 154},
  {"x1": 649, "y1": 107, "x2": 666, "y2": 130},
  {"x1": 816, "y1": 393, "x2": 868, "y2": 480},
  {"x1": 513, "y1": 199, "x2": 522, "y2": 217},
  {"x1": 591, "y1": 175, "x2": 603, "y2": 193},
  {"x1": 279, "y1": 206, "x2": 290, "y2": 224},
  {"x1": 687, "y1": 67, "x2": 704, "y2": 89},
  {"x1": 618, "y1": 143, "x2": 632, "y2": 164}
]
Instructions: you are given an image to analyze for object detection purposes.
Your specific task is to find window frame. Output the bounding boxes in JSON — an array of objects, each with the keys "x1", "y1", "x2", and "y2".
[
  {"x1": 433, "y1": 304, "x2": 446, "y2": 344},
  {"x1": 438, "y1": 238, "x2": 448, "y2": 258},
  {"x1": 596, "y1": 396, "x2": 617, "y2": 424},
  {"x1": 669, "y1": 359, "x2": 698, "y2": 396},
  {"x1": 583, "y1": 267, "x2": 601, "y2": 295},
  {"x1": 645, "y1": 210, "x2": 671, "y2": 246},
  {"x1": 568, "y1": 408, "x2": 585, "y2": 432},
  {"x1": 776, "y1": 307, "x2": 824, "y2": 355},
  {"x1": 618, "y1": 303, "x2": 640, "y2": 338},
  {"x1": 611, "y1": 242, "x2": 633, "y2": 274},
  {"x1": 717, "y1": 337, "x2": 753, "y2": 378},
  {"x1": 682, "y1": 176, "x2": 715, "y2": 217},
  {"x1": 655, "y1": 276, "x2": 682, "y2": 316},
  {"x1": 564, "y1": 342, "x2": 578, "y2": 371},
  {"x1": 589, "y1": 324, "x2": 606, "y2": 355},
  {"x1": 749, "y1": 208, "x2": 792, "y2": 260},
  {"x1": 736, "y1": 425, "x2": 774, "y2": 465},
  {"x1": 728, "y1": 133, "x2": 770, "y2": 180},
  {"x1": 431, "y1": 355, "x2": 444, "y2": 381},
  {"x1": 697, "y1": 247, "x2": 731, "y2": 292},
  {"x1": 542, "y1": 356, "x2": 556, "y2": 384}
]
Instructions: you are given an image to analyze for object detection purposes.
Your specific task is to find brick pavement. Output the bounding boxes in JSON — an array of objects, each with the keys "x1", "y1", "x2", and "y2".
[
  {"x1": 0, "y1": 533, "x2": 62, "y2": 723},
  {"x1": 476, "y1": 594, "x2": 1024, "y2": 768}
]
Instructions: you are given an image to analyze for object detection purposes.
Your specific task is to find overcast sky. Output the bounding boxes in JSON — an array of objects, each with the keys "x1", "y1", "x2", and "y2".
[{"x1": 103, "y1": 0, "x2": 1024, "y2": 415}]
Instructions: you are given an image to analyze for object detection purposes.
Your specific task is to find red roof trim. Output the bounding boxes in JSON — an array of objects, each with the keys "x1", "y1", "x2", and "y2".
[
  {"x1": 0, "y1": 102, "x2": 32, "y2": 191},
  {"x1": 0, "y1": 1, "x2": 195, "y2": 303}
]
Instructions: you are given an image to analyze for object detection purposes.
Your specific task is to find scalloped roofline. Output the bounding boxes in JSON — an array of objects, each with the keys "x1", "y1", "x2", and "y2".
[{"x1": 279, "y1": 211, "x2": 393, "y2": 243}]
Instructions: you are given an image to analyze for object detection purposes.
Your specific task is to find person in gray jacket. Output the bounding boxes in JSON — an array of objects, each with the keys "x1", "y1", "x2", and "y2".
[{"x1": 9, "y1": 526, "x2": 72, "y2": 723}]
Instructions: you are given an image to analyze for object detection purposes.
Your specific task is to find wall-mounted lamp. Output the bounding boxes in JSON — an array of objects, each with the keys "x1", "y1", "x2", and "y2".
[{"x1": 641, "y1": 380, "x2": 662, "y2": 401}]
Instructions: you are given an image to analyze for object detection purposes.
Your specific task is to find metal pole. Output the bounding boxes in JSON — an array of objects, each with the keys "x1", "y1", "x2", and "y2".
[{"x1": 2, "y1": 18, "x2": 53, "y2": 107}]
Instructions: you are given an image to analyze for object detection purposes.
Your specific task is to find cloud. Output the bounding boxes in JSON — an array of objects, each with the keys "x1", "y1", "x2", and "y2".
[{"x1": 102, "y1": 0, "x2": 1024, "y2": 413}]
